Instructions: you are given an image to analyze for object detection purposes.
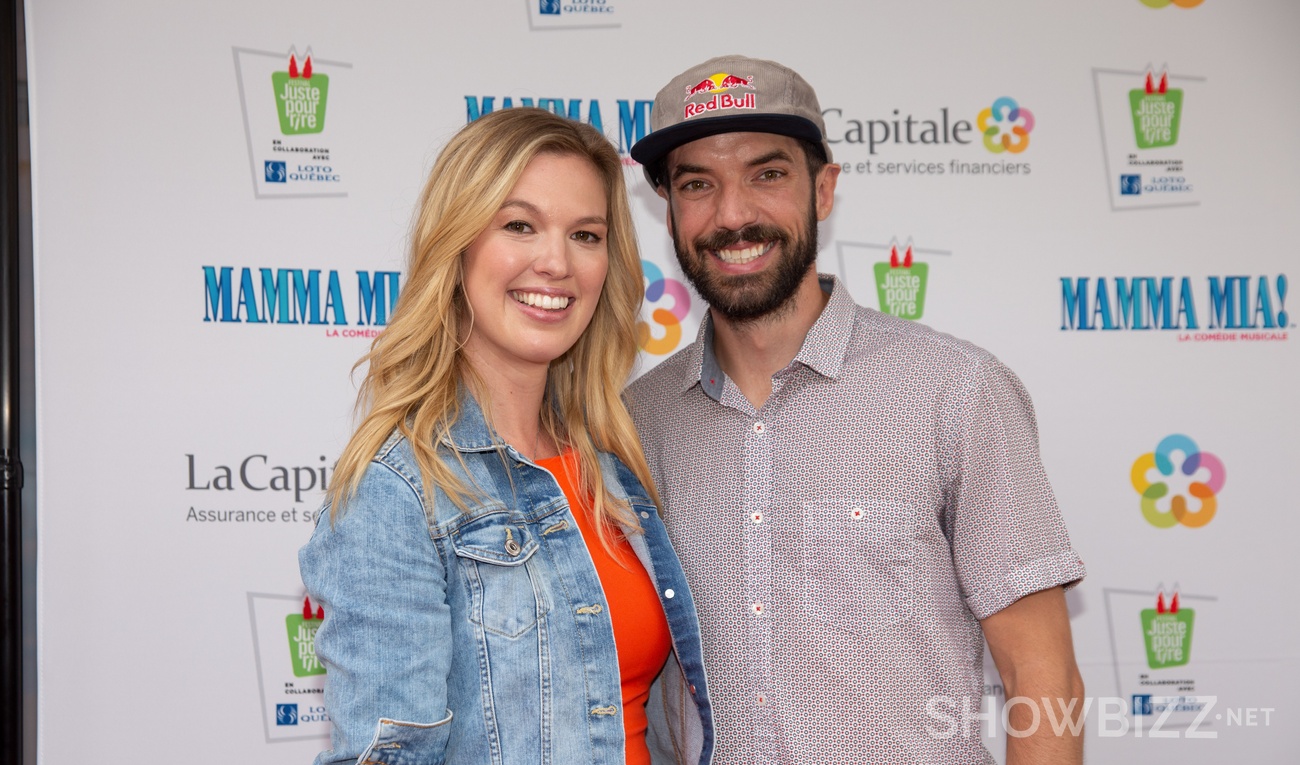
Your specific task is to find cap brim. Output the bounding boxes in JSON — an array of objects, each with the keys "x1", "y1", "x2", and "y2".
[{"x1": 630, "y1": 114, "x2": 825, "y2": 182}]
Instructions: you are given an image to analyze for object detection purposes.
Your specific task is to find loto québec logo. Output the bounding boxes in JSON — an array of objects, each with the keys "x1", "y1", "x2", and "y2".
[
  {"x1": 1140, "y1": 0, "x2": 1203, "y2": 7},
  {"x1": 1131, "y1": 434, "x2": 1225, "y2": 529}
]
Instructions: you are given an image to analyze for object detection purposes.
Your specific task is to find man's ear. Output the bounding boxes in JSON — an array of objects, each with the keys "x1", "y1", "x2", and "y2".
[{"x1": 814, "y1": 162, "x2": 841, "y2": 222}]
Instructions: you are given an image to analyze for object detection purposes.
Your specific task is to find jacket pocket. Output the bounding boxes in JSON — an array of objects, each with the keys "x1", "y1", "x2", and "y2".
[
  {"x1": 800, "y1": 501, "x2": 917, "y2": 634},
  {"x1": 451, "y1": 513, "x2": 547, "y2": 639},
  {"x1": 356, "y1": 712, "x2": 453, "y2": 765}
]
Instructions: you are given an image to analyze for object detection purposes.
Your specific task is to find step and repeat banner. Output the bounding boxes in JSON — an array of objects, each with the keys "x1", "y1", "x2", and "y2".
[{"x1": 26, "y1": 0, "x2": 1297, "y2": 762}]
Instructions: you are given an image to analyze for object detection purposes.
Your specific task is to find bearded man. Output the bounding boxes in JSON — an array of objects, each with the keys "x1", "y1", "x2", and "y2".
[{"x1": 628, "y1": 55, "x2": 1087, "y2": 765}]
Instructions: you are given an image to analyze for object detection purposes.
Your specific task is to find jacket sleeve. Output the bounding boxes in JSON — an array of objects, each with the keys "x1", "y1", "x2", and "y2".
[{"x1": 298, "y1": 461, "x2": 454, "y2": 765}]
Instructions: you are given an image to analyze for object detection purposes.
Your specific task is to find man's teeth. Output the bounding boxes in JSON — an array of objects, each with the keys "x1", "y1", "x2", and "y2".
[
  {"x1": 715, "y1": 243, "x2": 770, "y2": 265},
  {"x1": 511, "y1": 291, "x2": 572, "y2": 311}
]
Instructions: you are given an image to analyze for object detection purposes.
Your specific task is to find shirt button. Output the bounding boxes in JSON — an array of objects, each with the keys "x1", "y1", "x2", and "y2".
[
  {"x1": 752, "y1": 421, "x2": 765, "y2": 434},
  {"x1": 850, "y1": 507, "x2": 864, "y2": 520},
  {"x1": 757, "y1": 693, "x2": 768, "y2": 705},
  {"x1": 665, "y1": 589, "x2": 675, "y2": 599},
  {"x1": 751, "y1": 512, "x2": 763, "y2": 524},
  {"x1": 751, "y1": 603, "x2": 764, "y2": 615}
]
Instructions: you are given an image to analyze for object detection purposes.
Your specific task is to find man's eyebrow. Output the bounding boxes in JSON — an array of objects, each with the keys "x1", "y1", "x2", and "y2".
[
  {"x1": 670, "y1": 150, "x2": 797, "y2": 183},
  {"x1": 748, "y1": 149, "x2": 795, "y2": 167},
  {"x1": 670, "y1": 163, "x2": 710, "y2": 183}
]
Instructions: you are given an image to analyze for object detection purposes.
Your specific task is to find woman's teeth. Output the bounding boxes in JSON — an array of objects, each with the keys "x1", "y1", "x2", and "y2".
[{"x1": 511, "y1": 291, "x2": 572, "y2": 311}]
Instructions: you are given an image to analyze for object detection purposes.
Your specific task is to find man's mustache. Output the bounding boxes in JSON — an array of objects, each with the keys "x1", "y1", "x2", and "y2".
[{"x1": 693, "y1": 224, "x2": 790, "y2": 254}]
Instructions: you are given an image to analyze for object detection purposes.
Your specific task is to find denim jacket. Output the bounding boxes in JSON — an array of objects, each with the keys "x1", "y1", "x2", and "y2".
[{"x1": 299, "y1": 395, "x2": 714, "y2": 765}]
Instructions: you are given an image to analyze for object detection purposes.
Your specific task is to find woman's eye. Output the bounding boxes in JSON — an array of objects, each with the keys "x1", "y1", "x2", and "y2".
[
  {"x1": 504, "y1": 220, "x2": 531, "y2": 233},
  {"x1": 572, "y1": 231, "x2": 603, "y2": 244}
]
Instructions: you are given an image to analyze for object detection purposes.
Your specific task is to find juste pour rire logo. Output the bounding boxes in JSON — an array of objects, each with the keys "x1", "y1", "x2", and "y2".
[
  {"x1": 1140, "y1": 0, "x2": 1203, "y2": 7},
  {"x1": 1142, "y1": 586, "x2": 1194, "y2": 669},
  {"x1": 639, "y1": 260, "x2": 690, "y2": 356},
  {"x1": 874, "y1": 239, "x2": 929, "y2": 321},
  {"x1": 1131, "y1": 70, "x2": 1182, "y2": 150},
  {"x1": 273, "y1": 49, "x2": 328, "y2": 135},
  {"x1": 288, "y1": 596, "x2": 326, "y2": 678},
  {"x1": 1131, "y1": 434, "x2": 1225, "y2": 529}
]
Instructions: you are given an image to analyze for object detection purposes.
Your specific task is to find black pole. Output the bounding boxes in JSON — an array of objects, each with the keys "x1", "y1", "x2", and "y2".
[{"x1": 1, "y1": 0, "x2": 25, "y2": 761}]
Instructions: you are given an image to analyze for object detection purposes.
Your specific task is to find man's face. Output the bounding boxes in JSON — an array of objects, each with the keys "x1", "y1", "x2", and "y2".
[{"x1": 660, "y1": 132, "x2": 838, "y2": 323}]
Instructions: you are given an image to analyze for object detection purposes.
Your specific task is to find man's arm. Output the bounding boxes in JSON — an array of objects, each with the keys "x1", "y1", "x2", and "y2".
[{"x1": 981, "y1": 586, "x2": 1085, "y2": 765}]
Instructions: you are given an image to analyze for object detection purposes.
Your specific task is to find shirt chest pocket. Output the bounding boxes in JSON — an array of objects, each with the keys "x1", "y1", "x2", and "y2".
[
  {"x1": 800, "y1": 501, "x2": 917, "y2": 634},
  {"x1": 451, "y1": 514, "x2": 549, "y2": 639}
]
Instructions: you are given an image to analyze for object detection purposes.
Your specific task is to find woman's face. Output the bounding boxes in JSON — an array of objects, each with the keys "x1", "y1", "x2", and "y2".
[{"x1": 460, "y1": 152, "x2": 610, "y2": 375}]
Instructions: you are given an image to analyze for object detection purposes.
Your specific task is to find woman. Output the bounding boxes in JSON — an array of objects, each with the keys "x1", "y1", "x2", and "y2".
[{"x1": 299, "y1": 108, "x2": 713, "y2": 765}]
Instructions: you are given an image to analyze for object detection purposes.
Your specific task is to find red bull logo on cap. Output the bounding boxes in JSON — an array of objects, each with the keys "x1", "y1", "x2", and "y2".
[
  {"x1": 683, "y1": 72, "x2": 756, "y2": 100},
  {"x1": 683, "y1": 72, "x2": 758, "y2": 119}
]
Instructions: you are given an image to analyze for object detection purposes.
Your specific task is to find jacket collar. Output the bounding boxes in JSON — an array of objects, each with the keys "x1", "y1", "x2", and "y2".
[{"x1": 438, "y1": 386, "x2": 503, "y2": 453}]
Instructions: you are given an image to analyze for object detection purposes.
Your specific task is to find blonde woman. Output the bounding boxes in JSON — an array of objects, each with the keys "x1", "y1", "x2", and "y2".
[{"x1": 299, "y1": 108, "x2": 713, "y2": 765}]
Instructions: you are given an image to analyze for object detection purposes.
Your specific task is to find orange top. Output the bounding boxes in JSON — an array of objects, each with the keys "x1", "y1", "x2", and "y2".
[{"x1": 537, "y1": 451, "x2": 671, "y2": 765}]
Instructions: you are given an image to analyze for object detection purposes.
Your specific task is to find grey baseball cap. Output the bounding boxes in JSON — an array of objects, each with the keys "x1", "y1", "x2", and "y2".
[{"x1": 630, "y1": 54, "x2": 833, "y2": 187}]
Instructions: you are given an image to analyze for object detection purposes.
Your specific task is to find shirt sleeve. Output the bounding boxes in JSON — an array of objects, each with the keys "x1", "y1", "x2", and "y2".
[
  {"x1": 945, "y1": 355, "x2": 1086, "y2": 621},
  {"x1": 298, "y1": 461, "x2": 455, "y2": 764}
]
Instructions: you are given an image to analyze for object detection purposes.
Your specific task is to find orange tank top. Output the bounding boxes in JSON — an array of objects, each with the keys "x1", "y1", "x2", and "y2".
[{"x1": 537, "y1": 451, "x2": 671, "y2": 765}]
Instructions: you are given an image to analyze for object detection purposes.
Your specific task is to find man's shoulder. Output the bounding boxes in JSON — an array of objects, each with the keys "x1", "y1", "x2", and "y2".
[
  {"x1": 847, "y1": 301, "x2": 1000, "y2": 373},
  {"x1": 626, "y1": 340, "x2": 700, "y2": 415}
]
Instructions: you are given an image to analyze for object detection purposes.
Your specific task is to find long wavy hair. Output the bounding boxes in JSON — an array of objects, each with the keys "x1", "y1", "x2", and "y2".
[{"x1": 327, "y1": 108, "x2": 654, "y2": 541}]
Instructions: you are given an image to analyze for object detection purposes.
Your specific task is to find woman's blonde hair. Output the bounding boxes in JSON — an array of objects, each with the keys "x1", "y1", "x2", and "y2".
[{"x1": 327, "y1": 108, "x2": 655, "y2": 540}]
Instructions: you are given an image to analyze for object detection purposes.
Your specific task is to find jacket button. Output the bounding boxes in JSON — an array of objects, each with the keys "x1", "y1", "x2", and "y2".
[{"x1": 664, "y1": 588, "x2": 675, "y2": 599}]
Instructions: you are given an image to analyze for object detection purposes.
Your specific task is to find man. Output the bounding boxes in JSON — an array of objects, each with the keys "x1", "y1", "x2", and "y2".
[{"x1": 627, "y1": 55, "x2": 1087, "y2": 764}]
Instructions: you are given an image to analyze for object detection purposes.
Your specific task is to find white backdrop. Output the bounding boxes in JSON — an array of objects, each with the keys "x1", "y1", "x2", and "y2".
[{"x1": 26, "y1": 0, "x2": 1298, "y2": 762}]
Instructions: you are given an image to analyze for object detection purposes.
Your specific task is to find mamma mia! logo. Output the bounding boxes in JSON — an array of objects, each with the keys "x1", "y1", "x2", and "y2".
[
  {"x1": 202, "y1": 266, "x2": 401, "y2": 331},
  {"x1": 466, "y1": 97, "x2": 651, "y2": 159},
  {"x1": 1059, "y1": 274, "x2": 1289, "y2": 338}
]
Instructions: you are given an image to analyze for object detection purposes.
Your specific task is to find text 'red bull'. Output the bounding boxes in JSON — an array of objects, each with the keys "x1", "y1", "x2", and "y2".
[{"x1": 684, "y1": 92, "x2": 757, "y2": 119}]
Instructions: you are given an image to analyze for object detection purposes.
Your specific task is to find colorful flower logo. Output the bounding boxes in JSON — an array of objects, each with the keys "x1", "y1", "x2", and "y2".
[
  {"x1": 1131, "y1": 434, "x2": 1226, "y2": 529},
  {"x1": 977, "y1": 97, "x2": 1034, "y2": 154},
  {"x1": 638, "y1": 260, "x2": 691, "y2": 355},
  {"x1": 1140, "y1": 0, "x2": 1203, "y2": 8}
]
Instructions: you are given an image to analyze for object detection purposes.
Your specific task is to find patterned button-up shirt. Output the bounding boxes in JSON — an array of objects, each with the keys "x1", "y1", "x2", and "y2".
[{"x1": 627, "y1": 275, "x2": 1085, "y2": 764}]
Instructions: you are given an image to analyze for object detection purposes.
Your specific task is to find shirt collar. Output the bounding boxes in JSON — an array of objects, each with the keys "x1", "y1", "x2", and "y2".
[{"x1": 681, "y1": 274, "x2": 857, "y2": 399}]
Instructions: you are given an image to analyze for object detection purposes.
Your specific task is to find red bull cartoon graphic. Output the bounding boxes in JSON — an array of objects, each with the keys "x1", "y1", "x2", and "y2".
[
  {"x1": 683, "y1": 72, "x2": 755, "y2": 101},
  {"x1": 717, "y1": 74, "x2": 754, "y2": 90},
  {"x1": 685, "y1": 78, "x2": 716, "y2": 98}
]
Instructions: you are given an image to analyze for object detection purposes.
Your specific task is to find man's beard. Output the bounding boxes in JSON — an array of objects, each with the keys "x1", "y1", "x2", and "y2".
[{"x1": 670, "y1": 199, "x2": 819, "y2": 324}]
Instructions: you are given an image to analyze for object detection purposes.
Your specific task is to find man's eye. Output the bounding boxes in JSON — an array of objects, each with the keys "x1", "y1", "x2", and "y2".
[
  {"x1": 679, "y1": 179, "x2": 707, "y2": 192},
  {"x1": 759, "y1": 169, "x2": 785, "y2": 180}
]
